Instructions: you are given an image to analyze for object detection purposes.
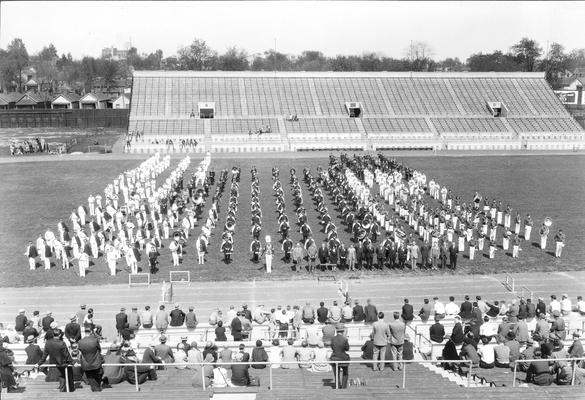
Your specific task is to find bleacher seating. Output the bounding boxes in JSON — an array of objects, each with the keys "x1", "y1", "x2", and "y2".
[
  {"x1": 127, "y1": 71, "x2": 585, "y2": 153},
  {"x1": 380, "y1": 78, "x2": 461, "y2": 115},
  {"x1": 507, "y1": 118, "x2": 584, "y2": 132}
]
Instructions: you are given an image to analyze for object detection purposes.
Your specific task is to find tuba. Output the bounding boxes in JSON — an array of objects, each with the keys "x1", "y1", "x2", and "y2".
[{"x1": 544, "y1": 217, "x2": 553, "y2": 227}]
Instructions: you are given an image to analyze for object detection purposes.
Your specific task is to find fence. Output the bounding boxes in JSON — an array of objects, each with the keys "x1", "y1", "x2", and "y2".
[
  {"x1": 0, "y1": 109, "x2": 129, "y2": 129},
  {"x1": 10, "y1": 359, "x2": 475, "y2": 393}
]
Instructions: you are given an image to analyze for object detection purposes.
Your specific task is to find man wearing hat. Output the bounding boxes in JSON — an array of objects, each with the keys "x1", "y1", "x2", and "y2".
[
  {"x1": 170, "y1": 304, "x2": 186, "y2": 327},
  {"x1": 41, "y1": 311, "x2": 54, "y2": 333},
  {"x1": 569, "y1": 332, "x2": 584, "y2": 358},
  {"x1": 78, "y1": 327, "x2": 103, "y2": 391},
  {"x1": 185, "y1": 306, "x2": 198, "y2": 330},
  {"x1": 15, "y1": 309, "x2": 28, "y2": 334},
  {"x1": 37, "y1": 328, "x2": 74, "y2": 392},
  {"x1": 330, "y1": 323, "x2": 350, "y2": 389},
  {"x1": 127, "y1": 307, "x2": 141, "y2": 332},
  {"x1": 102, "y1": 343, "x2": 125, "y2": 386},
  {"x1": 65, "y1": 315, "x2": 82, "y2": 345},
  {"x1": 142, "y1": 341, "x2": 162, "y2": 373},
  {"x1": 154, "y1": 335, "x2": 175, "y2": 365},
  {"x1": 550, "y1": 310, "x2": 566, "y2": 341},
  {"x1": 560, "y1": 294, "x2": 572, "y2": 317},
  {"x1": 115, "y1": 308, "x2": 128, "y2": 338},
  {"x1": 24, "y1": 335, "x2": 43, "y2": 366}
]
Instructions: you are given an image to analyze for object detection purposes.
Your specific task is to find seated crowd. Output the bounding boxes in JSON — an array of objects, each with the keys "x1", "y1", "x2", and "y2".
[{"x1": 0, "y1": 293, "x2": 584, "y2": 393}]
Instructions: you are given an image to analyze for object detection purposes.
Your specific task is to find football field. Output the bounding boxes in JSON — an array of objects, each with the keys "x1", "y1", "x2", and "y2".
[{"x1": 0, "y1": 151, "x2": 584, "y2": 288}]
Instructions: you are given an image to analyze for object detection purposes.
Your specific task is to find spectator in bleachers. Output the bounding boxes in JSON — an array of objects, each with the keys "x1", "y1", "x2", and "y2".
[
  {"x1": 115, "y1": 307, "x2": 128, "y2": 338},
  {"x1": 170, "y1": 304, "x2": 186, "y2": 327},
  {"x1": 191, "y1": 353, "x2": 214, "y2": 388},
  {"x1": 459, "y1": 336, "x2": 480, "y2": 373},
  {"x1": 440, "y1": 336, "x2": 459, "y2": 371},
  {"x1": 36, "y1": 328, "x2": 74, "y2": 392},
  {"x1": 388, "y1": 312, "x2": 406, "y2": 371},
  {"x1": 154, "y1": 335, "x2": 174, "y2": 365},
  {"x1": 560, "y1": 294, "x2": 572, "y2": 316},
  {"x1": 155, "y1": 305, "x2": 169, "y2": 332},
  {"x1": 127, "y1": 307, "x2": 141, "y2": 332},
  {"x1": 141, "y1": 306, "x2": 153, "y2": 329},
  {"x1": 269, "y1": 339, "x2": 282, "y2": 368},
  {"x1": 429, "y1": 317, "x2": 445, "y2": 343},
  {"x1": 301, "y1": 302, "x2": 315, "y2": 324},
  {"x1": 15, "y1": 309, "x2": 28, "y2": 334},
  {"x1": 316, "y1": 302, "x2": 328, "y2": 324},
  {"x1": 78, "y1": 326, "x2": 104, "y2": 392},
  {"x1": 526, "y1": 347, "x2": 554, "y2": 386},
  {"x1": 478, "y1": 342, "x2": 495, "y2": 369},
  {"x1": 577, "y1": 296, "x2": 585, "y2": 316},
  {"x1": 418, "y1": 299, "x2": 432, "y2": 324},
  {"x1": 479, "y1": 316, "x2": 498, "y2": 344},
  {"x1": 550, "y1": 310, "x2": 566, "y2": 341},
  {"x1": 24, "y1": 335, "x2": 43, "y2": 366},
  {"x1": 433, "y1": 297, "x2": 446, "y2": 320},
  {"x1": 450, "y1": 316, "x2": 465, "y2": 346},
  {"x1": 352, "y1": 300, "x2": 365, "y2": 323},
  {"x1": 121, "y1": 346, "x2": 157, "y2": 385},
  {"x1": 517, "y1": 341, "x2": 535, "y2": 372},
  {"x1": 330, "y1": 323, "x2": 350, "y2": 389},
  {"x1": 569, "y1": 332, "x2": 584, "y2": 358},
  {"x1": 533, "y1": 313, "x2": 550, "y2": 342},
  {"x1": 187, "y1": 342, "x2": 203, "y2": 365},
  {"x1": 401, "y1": 299, "x2": 414, "y2": 323},
  {"x1": 328, "y1": 301, "x2": 342, "y2": 324},
  {"x1": 102, "y1": 343, "x2": 125, "y2": 387},
  {"x1": 231, "y1": 312, "x2": 243, "y2": 341},
  {"x1": 23, "y1": 320, "x2": 38, "y2": 341},
  {"x1": 251, "y1": 340, "x2": 268, "y2": 369},
  {"x1": 505, "y1": 332, "x2": 521, "y2": 364},
  {"x1": 494, "y1": 340, "x2": 511, "y2": 368},
  {"x1": 364, "y1": 299, "x2": 378, "y2": 324},
  {"x1": 371, "y1": 312, "x2": 390, "y2": 371},
  {"x1": 281, "y1": 339, "x2": 299, "y2": 369},
  {"x1": 41, "y1": 311, "x2": 54, "y2": 333},
  {"x1": 298, "y1": 340, "x2": 314, "y2": 369}
]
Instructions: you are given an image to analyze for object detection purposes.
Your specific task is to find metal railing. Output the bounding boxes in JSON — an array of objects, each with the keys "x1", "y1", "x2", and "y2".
[
  {"x1": 12, "y1": 358, "x2": 474, "y2": 392},
  {"x1": 511, "y1": 357, "x2": 585, "y2": 387}
]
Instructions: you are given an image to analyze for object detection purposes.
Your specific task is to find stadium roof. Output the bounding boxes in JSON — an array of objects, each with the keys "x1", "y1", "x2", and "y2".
[{"x1": 133, "y1": 71, "x2": 545, "y2": 79}]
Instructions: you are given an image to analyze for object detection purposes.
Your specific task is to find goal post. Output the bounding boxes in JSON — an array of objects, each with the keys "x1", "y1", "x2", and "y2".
[
  {"x1": 129, "y1": 273, "x2": 150, "y2": 287},
  {"x1": 170, "y1": 270, "x2": 191, "y2": 285}
]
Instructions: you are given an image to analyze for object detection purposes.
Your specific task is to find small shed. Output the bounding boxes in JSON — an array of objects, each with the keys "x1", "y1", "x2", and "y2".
[
  {"x1": 52, "y1": 93, "x2": 81, "y2": 109},
  {"x1": 112, "y1": 93, "x2": 131, "y2": 109},
  {"x1": 80, "y1": 92, "x2": 113, "y2": 109}
]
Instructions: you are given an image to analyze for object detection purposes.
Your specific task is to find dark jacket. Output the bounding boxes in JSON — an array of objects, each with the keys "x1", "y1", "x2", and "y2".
[
  {"x1": 352, "y1": 305, "x2": 365, "y2": 322},
  {"x1": 364, "y1": 304, "x2": 378, "y2": 323},
  {"x1": 170, "y1": 309, "x2": 186, "y2": 327},
  {"x1": 39, "y1": 338, "x2": 73, "y2": 367},
  {"x1": 430, "y1": 322, "x2": 445, "y2": 343},
  {"x1": 401, "y1": 304, "x2": 414, "y2": 322},
  {"x1": 251, "y1": 346, "x2": 268, "y2": 369},
  {"x1": 316, "y1": 307, "x2": 329, "y2": 324},
  {"x1": 65, "y1": 322, "x2": 82, "y2": 343},
  {"x1": 231, "y1": 318, "x2": 243, "y2": 340},
  {"x1": 78, "y1": 335, "x2": 103, "y2": 371},
  {"x1": 330, "y1": 334, "x2": 350, "y2": 364},
  {"x1": 115, "y1": 312, "x2": 128, "y2": 332}
]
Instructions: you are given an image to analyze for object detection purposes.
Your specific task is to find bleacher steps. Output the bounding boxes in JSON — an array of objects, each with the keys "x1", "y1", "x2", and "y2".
[
  {"x1": 443, "y1": 79, "x2": 466, "y2": 115},
  {"x1": 511, "y1": 79, "x2": 539, "y2": 115},
  {"x1": 307, "y1": 79, "x2": 323, "y2": 116},
  {"x1": 375, "y1": 78, "x2": 395, "y2": 115},
  {"x1": 238, "y1": 78, "x2": 249, "y2": 116}
]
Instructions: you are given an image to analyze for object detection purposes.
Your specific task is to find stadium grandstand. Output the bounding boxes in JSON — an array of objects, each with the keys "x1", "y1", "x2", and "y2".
[{"x1": 127, "y1": 71, "x2": 585, "y2": 154}]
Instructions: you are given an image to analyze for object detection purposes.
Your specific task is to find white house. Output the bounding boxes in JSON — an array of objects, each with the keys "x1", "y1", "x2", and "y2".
[
  {"x1": 80, "y1": 92, "x2": 112, "y2": 109},
  {"x1": 112, "y1": 93, "x2": 131, "y2": 109},
  {"x1": 51, "y1": 93, "x2": 81, "y2": 109}
]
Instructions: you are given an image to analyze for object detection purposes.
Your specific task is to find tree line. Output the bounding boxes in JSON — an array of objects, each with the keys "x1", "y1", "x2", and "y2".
[{"x1": 1, "y1": 37, "x2": 584, "y2": 94}]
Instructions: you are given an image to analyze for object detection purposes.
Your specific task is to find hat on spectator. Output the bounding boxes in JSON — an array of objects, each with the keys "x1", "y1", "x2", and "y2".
[
  {"x1": 120, "y1": 307, "x2": 126, "y2": 312},
  {"x1": 242, "y1": 304, "x2": 248, "y2": 309},
  {"x1": 562, "y1": 294, "x2": 568, "y2": 298},
  {"x1": 573, "y1": 332, "x2": 581, "y2": 338},
  {"x1": 109, "y1": 343, "x2": 120, "y2": 351},
  {"x1": 18, "y1": 309, "x2": 25, "y2": 314},
  {"x1": 149, "y1": 341, "x2": 157, "y2": 348},
  {"x1": 552, "y1": 310, "x2": 560, "y2": 317},
  {"x1": 80, "y1": 304, "x2": 86, "y2": 309},
  {"x1": 239, "y1": 344, "x2": 245, "y2": 349},
  {"x1": 189, "y1": 306, "x2": 194, "y2": 311},
  {"x1": 46, "y1": 311, "x2": 52, "y2": 316},
  {"x1": 50, "y1": 321, "x2": 58, "y2": 329},
  {"x1": 159, "y1": 335, "x2": 167, "y2": 343},
  {"x1": 132, "y1": 307, "x2": 137, "y2": 310},
  {"x1": 174, "y1": 303, "x2": 180, "y2": 309},
  {"x1": 26, "y1": 335, "x2": 35, "y2": 344},
  {"x1": 335, "y1": 323, "x2": 345, "y2": 332},
  {"x1": 70, "y1": 314, "x2": 77, "y2": 321},
  {"x1": 205, "y1": 340, "x2": 214, "y2": 348},
  {"x1": 181, "y1": 336, "x2": 187, "y2": 341}
]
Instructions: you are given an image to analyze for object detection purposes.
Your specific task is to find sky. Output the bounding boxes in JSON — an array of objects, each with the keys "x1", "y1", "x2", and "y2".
[{"x1": 0, "y1": 1, "x2": 583, "y2": 61}]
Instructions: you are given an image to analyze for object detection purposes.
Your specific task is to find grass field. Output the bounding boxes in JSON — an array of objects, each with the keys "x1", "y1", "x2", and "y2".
[{"x1": 0, "y1": 152, "x2": 584, "y2": 288}]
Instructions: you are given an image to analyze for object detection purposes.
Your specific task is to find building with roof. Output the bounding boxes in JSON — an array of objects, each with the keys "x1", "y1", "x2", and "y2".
[
  {"x1": 15, "y1": 92, "x2": 51, "y2": 109},
  {"x1": 0, "y1": 92, "x2": 25, "y2": 109},
  {"x1": 79, "y1": 92, "x2": 113, "y2": 109},
  {"x1": 112, "y1": 93, "x2": 131, "y2": 109},
  {"x1": 51, "y1": 93, "x2": 81, "y2": 109}
]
